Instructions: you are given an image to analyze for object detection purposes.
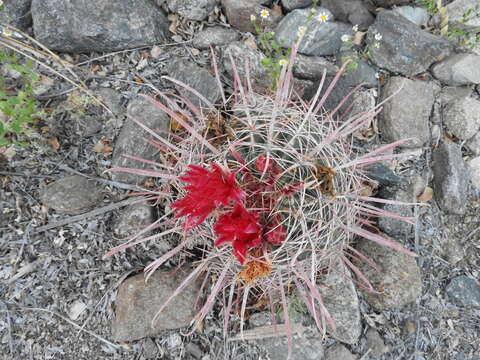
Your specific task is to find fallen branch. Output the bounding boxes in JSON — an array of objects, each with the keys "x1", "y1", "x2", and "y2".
[
  {"x1": 228, "y1": 323, "x2": 305, "y2": 342},
  {"x1": 32, "y1": 196, "x2": 147, "y2": 233},
  {"x1": 3, "y1": 307, "x2": 128, "y2": 351},
  {"x1": 7, "y1": 256, "x2": 49, "y2": 284}
]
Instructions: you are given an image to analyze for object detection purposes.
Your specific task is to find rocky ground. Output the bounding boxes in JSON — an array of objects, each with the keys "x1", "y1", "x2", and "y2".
[{"x1": 1, "y1": 0, "x2": 480, "y2": 359}]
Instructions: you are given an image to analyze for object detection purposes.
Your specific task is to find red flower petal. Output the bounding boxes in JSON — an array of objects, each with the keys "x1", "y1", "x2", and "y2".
[
  {"x1": 172, "y1": 163, "x2": 245, "y2": 230},
  {"x1": 214, "y1": 204, "x2": 262, "y2": 264},
  {"x1": 255, "y1": 154, "x2": 280, "y2": 176}
]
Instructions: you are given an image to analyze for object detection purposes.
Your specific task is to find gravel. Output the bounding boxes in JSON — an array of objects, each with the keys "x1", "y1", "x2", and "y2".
[{"x1": 1, "y1": 0, "x2": 479, "y2": 358}]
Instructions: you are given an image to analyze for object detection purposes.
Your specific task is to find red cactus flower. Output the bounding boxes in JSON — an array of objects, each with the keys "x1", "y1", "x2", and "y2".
[
  {"x1": 172, "y1": 163, "x2": 245, "y2": 230},
  {"x1": 265, "y1": 215, "x2": 287, "y2": 245},
  {"x1": 214, "y1": 204, "x2": 262, "y2": 264},
  {"x1": 255, "y1": 154, "x2": 280, "y2": 176}
]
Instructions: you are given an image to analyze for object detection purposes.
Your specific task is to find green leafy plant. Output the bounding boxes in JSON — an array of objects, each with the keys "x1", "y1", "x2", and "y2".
[
  {"x1": 446, "y1": 5, "x2": 480, "y2": 48},
  {"x1": 251, "y1": 14, "x2": 291, "y2": 90},
  {"x1": 339, "y1": 27, "x2": 380, "y2": 73},
  {"x1": 0, "y1": 51, "x2": 40, "y2": 146},
  {"x1": 416, "y1": 0, "x2": 480, "y2": 48},
  {"x1": 416, "y1": 0, "x2": 437, "y2": 15}
]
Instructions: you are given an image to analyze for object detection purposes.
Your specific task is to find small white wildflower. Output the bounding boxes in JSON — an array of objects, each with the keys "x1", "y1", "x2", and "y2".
[
  {"x1": 296, "y1": 26, "x2": 307, "y2": 37},
  {"x1": 250, "y1": 14, "x2": 256, "y2": 22},
  {"x1": 278, "y1": 59, "x2": 288, "y2": 66},
  {"x1": 352, "y1": 24, "x2": 359, "y2": 32},
  {"x1": 341, "y1": 34, "x2": 351, "y2": 42},
  {"x1": 373, "y1": 42, "x2": 380, "y2": 48},
  {"x1": 374, "y1": 33, "x2": 383, "y2": 41},
  {"x1": 1, "y1": 28, "x2": 13, "y2": 37},
  {"x1": 259, "y1": 9, "x2": 270, "y2": 19},
  {"x1": 317, "y1": 12, "x2": 330, "y2": 23},
  {"x1": 374, "y1": 72, "x2": 380, "y2": 79}
]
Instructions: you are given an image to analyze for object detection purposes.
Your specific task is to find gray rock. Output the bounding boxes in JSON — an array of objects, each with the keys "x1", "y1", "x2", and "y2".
[
  {"x1": 378, "y1": 188, "x2": 414, "y2": 238},
  {"x1": 31, "y1": 0, "x2": 169, "y2": 52},
  {"x1": 467, "y1": 132, "x2": 480, "y2": 155},
  {"x1": 446, "y1": 275, "x2": 480, "y2": 308},
  {"x1": 167, "y1": 0, "x2": 218, "y2": 21},
  {"x1": 248, "y1": 311, "x2": 273, "y2": 327},
  {"x1": 275, "y1": 7, "x2": 353, "y2": 56},
  {"x1": 142, "y1": 338, "x2": 158, "y2": 359},
  {"x1": 440, "y1": 85, "x2": 474, "y2": 104},
  {"x1": 281, "y1": 0, "x2": 313, "y2": 12},
  {"x1": 337, "y1": 52, "x2": 378, "y2": 87},
  {"x1": 321, "y1": 0, "x2": 375, "y2": 30},
  {"x1": 365, "y1": 328, "x2": 390, "y2": 357},
  {"x1": 371, "y1": 0, "x2": 413, "y2": 6},
  {"x1": 393, "y1": 6, "x2": 429, "y2": 26},
  {"x1": 445, "y1": 0, "x2": 480, "y2": 30},
  {"x1": 111, "y1": 96, "x2": 170, "y2": 185},
  {"x1": 293, "y1": 78, "x2": 315, "y2": 99},
  {"x1": 443, "y1": 96, "x2": 480, "y2": 140},
  {"x1": 303, "y1": 59, "x2": 376, "y2": 112},
  {"x1": 165, "y1": 58, "x2": 221, "y2": 108},
  {"x1": 40, "y1": 175, "x2": 102, "y2": 215},
  {"x1": 379, "y1": 76, "x2": 438, "y2": 148},
  {"x1": 185, "y1": 343, "x2": 203, "y2": 359},
  {"x1": 260, "y1": 336, "x2": 324, "y2": 360},
  {"x1": 115, "y1": 202, "x2": 154, "y2": 237},
  {"x1": 433, "y1": 141, "x2": 469, "y2": 215},
  {"x1": 192, "y1": 26, "x2": 240, "y2": 49},
  {"x1": 367, "y1": 10, "x2": 453, "y2": 76},
  {"x1": 111, "y1": 268, "x2": 202, "y2": 342},
  {"x1": 468, "y1": 157, "x2": 480, "y2": 190},
  {"x1": 222, "y1": 0, "x2": 282, "y2": 33},
  {"x1": 325, "y1": 344, "x2": 357, "y2": 360},
  {"x1": 78, "y1": 115, "x2": 103, "y2": 137},
  {"x1": 432, "y1": 54, "x2": 480, "y2": 86},
  {"x1": 322, "y1": 261, "x2": 362, "y2": 344},
  {"x1": 293, "y1": 54, "x2": 339, "y2": 80},
  {"x1": 356, "y1": 237, "x2": 422, "y2": 310},
  {"x1": 350, "y1": 88, "x2": 377, "y2": 114},
  {"x1": 222, "y1": 41, "x2": 270, "y2": 90},
  {"x1": 0, "y1": 0, "x2": 32, "y2": 30},
  {"x1": 350, "y1": 89, "x2": 377, "y2": 137},
  {"x1": 97, "y1": 88, "x2": 124, "y2": 116},
  {"x1": 365, "y1": 163, "x2": 402, "y2": 186},
  {"x1": 303, "y1": 75, "x2": 357, "y2": 112}
]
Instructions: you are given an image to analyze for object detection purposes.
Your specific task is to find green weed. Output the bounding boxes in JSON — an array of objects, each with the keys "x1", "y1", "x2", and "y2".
[{"x1": 0, "y1": 52, "x2": 41, "y2": 146}]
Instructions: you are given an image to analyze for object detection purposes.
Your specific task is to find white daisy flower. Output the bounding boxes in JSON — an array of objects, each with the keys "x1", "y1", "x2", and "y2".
[
  {"x1": 296, "y1": 26, "x2": 307, "y2": 37},
  {"x1": 259, "y1": 9, "x2": 270, "y2": 19},
  {"x1": 317, "y1": 12, "x2": 330, "y2": 23},
  {"x1": 278, "y1": 59, "x2": 288, "y2": 66},
  {"x1": 374, "y1": 33, "x2": 383, "y2": 41},
  {"x1": 1, "y1": 28, "x2": 13, "y2": 37}
]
